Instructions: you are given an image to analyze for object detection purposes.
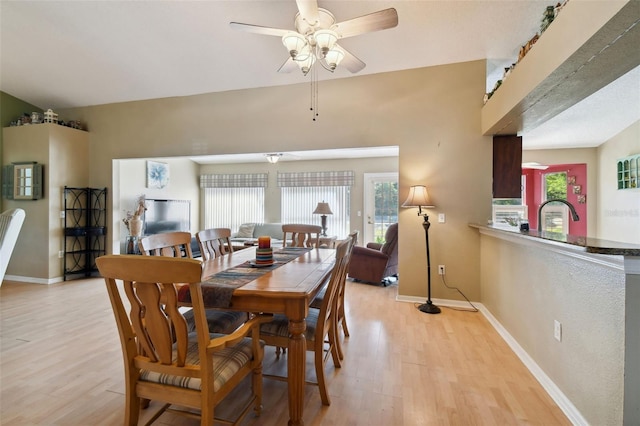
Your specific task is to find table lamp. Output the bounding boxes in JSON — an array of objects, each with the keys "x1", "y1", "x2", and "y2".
[
  {"x1": 313, "y1": 201, "x2": 333, "y2": 236},
  {"x1": 402, "y1": 185, "x2": 440, "y2": 314}
]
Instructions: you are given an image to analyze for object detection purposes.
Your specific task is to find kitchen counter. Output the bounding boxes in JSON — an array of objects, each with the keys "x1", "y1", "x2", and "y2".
[{"x1": 469, "y1": 223, "x2": 640, "y2": 256}]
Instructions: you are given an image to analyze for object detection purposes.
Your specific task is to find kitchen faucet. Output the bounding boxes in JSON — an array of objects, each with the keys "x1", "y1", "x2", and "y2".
[{"x1": 537, "y1": 199, "x2": 579, "y2": 231}]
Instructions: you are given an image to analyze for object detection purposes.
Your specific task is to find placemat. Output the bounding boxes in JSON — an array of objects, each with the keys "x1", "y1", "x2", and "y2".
[{"x1": 178, "y1": 247, "x2": 312, "y2": 308}]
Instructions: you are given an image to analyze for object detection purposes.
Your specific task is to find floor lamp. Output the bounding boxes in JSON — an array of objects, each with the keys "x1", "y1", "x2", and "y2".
[{"x1": 402, "y1": 185, "x2": 441, "y2": 314}]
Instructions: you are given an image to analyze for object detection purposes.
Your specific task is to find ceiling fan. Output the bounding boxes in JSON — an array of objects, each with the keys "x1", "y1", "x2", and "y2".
[{"x1": 230, "y1": 0, "x2": 398, "y2": 76}]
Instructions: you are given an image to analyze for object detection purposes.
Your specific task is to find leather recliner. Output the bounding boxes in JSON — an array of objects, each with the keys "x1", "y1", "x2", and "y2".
[{"x1": 348, "y1": 223, "x2": 398, "y2": 285}]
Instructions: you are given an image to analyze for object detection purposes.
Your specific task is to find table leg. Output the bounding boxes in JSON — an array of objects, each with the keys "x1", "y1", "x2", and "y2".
[{"x1": 287, "y1": 318, "x2": 307, "y2": 426}]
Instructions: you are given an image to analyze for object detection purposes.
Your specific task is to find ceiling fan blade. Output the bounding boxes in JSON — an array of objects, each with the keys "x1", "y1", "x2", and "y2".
[
  {"x1": 337, "y1": 45, "x2": 366, "y2": 73},
  {"x1": 296, "y1": 0, "x2": 320, "y2": 26},
  {"x1": 333, "y1": 8, "x2": 398, "y2": 39},
  {"x1": 277, "y1": 57, "x2": 298, "y2": 74},
  {"x1": 229, "y1": 22, "x2": 290, "y2": 37}
]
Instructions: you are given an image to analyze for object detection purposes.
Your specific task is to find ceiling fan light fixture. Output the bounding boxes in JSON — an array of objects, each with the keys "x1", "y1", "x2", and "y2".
[
  {"x1": 313, "y1": 29, "x2": 338, "y2": 57},
  {"x1": 324, "y1": 48, "x2": 344, "y2": 71},
  {"x1": 266, "y1": 153, "x2": 283, "y2": 164},
  {"x1": 297, "y1": 53, "x2": 316, "y2": 75},
  {"x1": 282, "y1": 32, "x2": 308, "y2": 59}
]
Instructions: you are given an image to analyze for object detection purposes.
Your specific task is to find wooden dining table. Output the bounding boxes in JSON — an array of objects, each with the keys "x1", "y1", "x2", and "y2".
[{"x1": 182, "y1": 246, "x2": 336, "y2": 426}]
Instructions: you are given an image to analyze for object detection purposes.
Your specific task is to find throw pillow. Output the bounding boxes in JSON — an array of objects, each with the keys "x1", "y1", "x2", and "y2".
[{"x1": 236, "y1": 223, "x2": 256, "y2": 238}]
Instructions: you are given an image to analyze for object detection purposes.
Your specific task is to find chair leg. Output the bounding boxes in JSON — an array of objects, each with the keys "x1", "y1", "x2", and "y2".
[
  {"x1": 328, "y1": 322, "x2": 341, "y2": 369},
  {"x1": 253, "y1": 361, "x2": 263, "y2": 417},
  {"x1": 315, "y1": 344, "x2": 331, "y2": 406},
  {"x1": 124, "y1": 385, "x2": 140, "y2": 426},
  {"x1": 340, "y1": 306, "x2": 350, "y2": 338}
]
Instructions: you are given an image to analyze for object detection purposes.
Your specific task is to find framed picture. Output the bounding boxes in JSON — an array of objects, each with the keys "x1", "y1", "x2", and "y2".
[
  {"x1": 572, "y1": 185, "x2": 581, "y2": 194},
  {"x1": 146, "y1": 161, "x2": 169, "y2": 189},
  {"x1": 577, "y1": 194, "x2": 586, "y2": 204},
  {"x1": 567, "y1": 176, "x2": 576, "y2": 184}
]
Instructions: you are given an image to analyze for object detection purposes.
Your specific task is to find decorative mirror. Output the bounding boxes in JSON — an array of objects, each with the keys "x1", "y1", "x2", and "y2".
[{"x1": 1, "y1": 162, "x2": 44, "y2": 200}]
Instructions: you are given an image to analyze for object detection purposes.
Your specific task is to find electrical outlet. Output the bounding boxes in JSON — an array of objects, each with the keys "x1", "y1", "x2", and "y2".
[
  {"x1": 59, "y1": 211, "x2": 65, "y2": 219},
  {"x1": 438, "y1": 265, "x2": 445, "y2": 275},
  {"x1": 58, "y1": 250, "x2": 64, "y2": 258},
  {"x1": 554, "y1": 320, "x2": 562, "y2": 342},
  {"x1": 438, "y1": 213, "x2": 445, "y2": 223}
]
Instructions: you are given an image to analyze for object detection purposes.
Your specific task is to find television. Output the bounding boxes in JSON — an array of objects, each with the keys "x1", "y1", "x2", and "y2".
[{"x1": 143, "y1": 199, "x2": 191, "y2": 236}]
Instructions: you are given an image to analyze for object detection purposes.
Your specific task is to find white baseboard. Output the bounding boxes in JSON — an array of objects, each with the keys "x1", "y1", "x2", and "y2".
[
  {"x1": 3, "y1": 275, "x2": 63, "y2": 285},
  {"x1": 396, "y1": 295, "x2": 587, "y2": 425}
]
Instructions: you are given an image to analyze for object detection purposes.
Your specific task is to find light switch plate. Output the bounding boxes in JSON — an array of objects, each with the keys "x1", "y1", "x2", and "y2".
[{"x1": 438, "y1": 213, "x2": 445, "y2": 223}]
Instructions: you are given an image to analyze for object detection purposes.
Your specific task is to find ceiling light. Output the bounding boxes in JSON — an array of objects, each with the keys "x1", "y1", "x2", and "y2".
[
  {"x1": 324, "y1": 47, "x2": 344, "y2": 71},
  {"x1": 282, "y1": 32, "x2": 308, "y2": 60},
  {"x1": 313, "y1": 29, "x2": 338, "y2": 57},
  {"x1": 296, "y1": 52, "x2": 316, "y2": 76},
  {"x1": 266, "y1": 153, "x2": 283, "y2": 164}
]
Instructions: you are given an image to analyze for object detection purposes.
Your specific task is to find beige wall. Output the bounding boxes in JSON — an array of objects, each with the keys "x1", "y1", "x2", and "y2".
[
  {"x1": 116, "y1": 157, "x2": 200, "y2": 253},
  {"x1": 479, "y1": 229, "x2": 625, "y2": 425},
  {"x1": 597, "y1": 120, "x2": 640, "y2": 243},
  {"x1": 2, "y1": 124, "x2": 89, "y2": 281},
  {"x1": 61, "y1": 60, "x2": 492, "y2": 301}
]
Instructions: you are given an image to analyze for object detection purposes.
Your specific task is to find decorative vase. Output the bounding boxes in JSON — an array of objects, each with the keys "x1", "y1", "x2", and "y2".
[{"x1": 129, "y1": 215, "x2": 143, "y2": 237}]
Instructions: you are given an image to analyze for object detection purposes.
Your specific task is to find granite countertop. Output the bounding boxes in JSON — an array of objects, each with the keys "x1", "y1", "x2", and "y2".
[{"x1": 469, "y1": 223, "x2": 640, "y2": 256}]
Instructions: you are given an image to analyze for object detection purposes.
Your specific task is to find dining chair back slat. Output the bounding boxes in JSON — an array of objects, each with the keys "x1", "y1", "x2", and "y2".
[
  {"x1": 196, "y1": 228, "x2": 233, "y2": 261},
  {"x1": 138, "y1": 231, "x2": 193, "y2": 258},
  {"x1": 282, "y1": 224, "x2": 322, "y2": 248}
]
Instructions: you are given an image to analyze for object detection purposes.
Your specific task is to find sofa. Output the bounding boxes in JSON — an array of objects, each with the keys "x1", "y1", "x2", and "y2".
[{"x1": 230, "y1": 223, "x2": 284, "y2": 247}]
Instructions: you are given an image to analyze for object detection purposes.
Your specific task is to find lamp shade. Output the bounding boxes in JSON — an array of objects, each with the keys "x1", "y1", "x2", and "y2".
[
  {"x1": 282, "y1": 32, "x2": 308, "y2": 59},
  {"x1": 313, "y1": 201, "x2": 333, "y2": 215},
  {"x1": 324, "y1": 48, "x2": 344, "y2": 71},
  {"x1": 314, "y1": 29, "x2": 338, "y2": 56},
  {"x1": 402, "y1": 185, "x2": 435, "y2": 208}
]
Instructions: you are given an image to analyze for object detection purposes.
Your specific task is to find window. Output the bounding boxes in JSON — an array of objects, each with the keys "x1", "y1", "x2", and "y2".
[
  {"x1": 281, "y1": 187, "x2": 350, "y2": 236},
  {"x1": 278, "y1": 171, "x2": 354, "y2": 237},
  {"x1": 492, "y1": 175, "x2": 527, "y2": 228},
  {"x1": 201, "y1": 174, "x2": 267, "y2": 232}
]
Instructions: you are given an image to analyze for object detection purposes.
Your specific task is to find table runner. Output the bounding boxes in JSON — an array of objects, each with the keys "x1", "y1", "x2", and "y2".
[{"x1": 178, "y1": 247, "x2": 312, "y2": 308}]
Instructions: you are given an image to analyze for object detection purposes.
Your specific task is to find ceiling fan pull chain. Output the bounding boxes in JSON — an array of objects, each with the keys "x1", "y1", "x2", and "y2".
[
  {"x1": 314, "y1": 64, "x2": 319, "y2": 121},
  {"x1": 310, "y1": 62, "x2": 319, "y2": 121}
]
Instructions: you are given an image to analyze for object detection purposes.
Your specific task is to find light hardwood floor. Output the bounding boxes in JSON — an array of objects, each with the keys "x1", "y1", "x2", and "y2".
[{"x1": 0, "y1": 277, "x2": 570, "y2": 425}]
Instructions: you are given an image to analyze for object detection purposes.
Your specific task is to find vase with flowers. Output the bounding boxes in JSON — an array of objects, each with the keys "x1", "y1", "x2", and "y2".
[{"x1": 123, "y1": 194, "x2": 146, "y2": 237}]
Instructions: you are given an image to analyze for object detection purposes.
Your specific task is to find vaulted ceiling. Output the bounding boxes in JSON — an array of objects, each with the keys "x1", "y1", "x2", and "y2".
[{"x1": 1, "y1": 1, "x2": 638, "y2": 151}]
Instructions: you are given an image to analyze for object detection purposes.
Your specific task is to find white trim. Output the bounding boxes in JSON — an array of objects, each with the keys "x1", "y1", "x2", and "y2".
[
  {"x1": 395, "y1": 295, "x2": 588, "y2": 425},
  {"x1": 478, "y1": 304, "x2": 588, "y2": 426},
  {"x1": 3, "y1": 274, "x2": 63, "y2": 285}
]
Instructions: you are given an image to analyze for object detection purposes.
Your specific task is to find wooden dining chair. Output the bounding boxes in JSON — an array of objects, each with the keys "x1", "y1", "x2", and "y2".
[
  {"x1": 196, "y1": 228, "x2": 233, "y2": 261},
  {"x1": 138, "y1": 231, "x2": 194, "y2": 258},
  {"x1": 259, "y1": 239, "x2": 351, "y2": 406},
  {"x1": 282, "y1": 223, "x2": 322, "y2": 248},
  {"x1": 96, "y1": 255, "x2": 272, "y2": 426},
  {"x1": 310, "y1": 231, "x2": 358, "y2": 361},
  {"x1": 139, "y1": 231, "x2": 249, "y2": 335}
]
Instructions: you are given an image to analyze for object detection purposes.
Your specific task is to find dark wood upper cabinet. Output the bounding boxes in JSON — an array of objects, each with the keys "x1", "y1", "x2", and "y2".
[{"x1": 493, "y1": 135, "x2": 522, "y2": 198}]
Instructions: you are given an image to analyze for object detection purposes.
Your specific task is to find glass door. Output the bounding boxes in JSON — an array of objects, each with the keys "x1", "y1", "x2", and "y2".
[
  {"x1": 363, "y1": 173, "x2": 398, "y2": 244},
  {"x1": 541, "y1": 171, "x2": 568, "y2": 233}
]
